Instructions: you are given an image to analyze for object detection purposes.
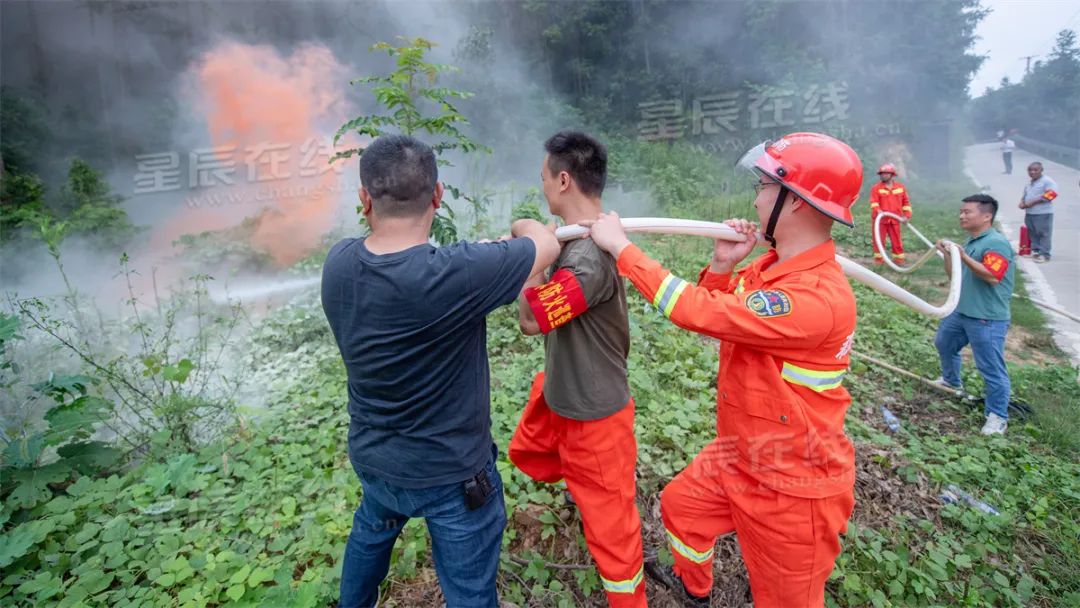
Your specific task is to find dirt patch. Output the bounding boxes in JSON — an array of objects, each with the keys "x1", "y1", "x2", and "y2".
[
  {"x1": 381, "y1": 567, "x2": 444, "y2": 608},
  {"x1": 509, "y1": 501, "x2": 593, "y2": 568},
  {"x1": 1004, "y1": 325, "x2": 1057, "y2": 364},
  {"x1": 851, "y1": 443, "x2": 942, "y2": 531},
  {"x1": 855, "y1": 379, "x2": 977, "y2": 437}
]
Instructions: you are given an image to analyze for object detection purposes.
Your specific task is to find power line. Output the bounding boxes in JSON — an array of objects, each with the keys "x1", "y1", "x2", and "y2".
[{"x1": 1019, "y1": 54, "x2": 1040, "y2": 74}]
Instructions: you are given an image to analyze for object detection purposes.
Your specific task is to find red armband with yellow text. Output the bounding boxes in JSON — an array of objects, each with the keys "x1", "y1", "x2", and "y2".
[
  {"x1": 524, "y1": 269, "x2": 588, "y2": 334},
  {"x1": 982, "y1": 251, "x2": 1009, "y2": 281},
  {"x1": 1042, "y1": 189, "x2": 1058, "y2": 202}
]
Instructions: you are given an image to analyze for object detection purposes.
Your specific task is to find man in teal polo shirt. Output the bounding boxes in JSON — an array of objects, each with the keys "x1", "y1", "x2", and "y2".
[{"x1": 933, "y1": 194, "x2": 1015, "y2": 435}]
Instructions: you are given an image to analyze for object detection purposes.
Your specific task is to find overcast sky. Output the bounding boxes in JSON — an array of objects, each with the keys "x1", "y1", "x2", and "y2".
[{"x1": 969, "y1": 0, "x2": 1080, "y2": 96}]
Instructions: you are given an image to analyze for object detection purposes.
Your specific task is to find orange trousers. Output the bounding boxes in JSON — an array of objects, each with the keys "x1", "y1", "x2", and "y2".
[
  {"x1": 509, "y1": 373, "x2": 646, "y2": 608},
  {"x1": 873, "y1": 220, "x2": 905, "y2": 263},
  {"x1": 661, "y1": 438, "x2": 855, "y2": 607}
]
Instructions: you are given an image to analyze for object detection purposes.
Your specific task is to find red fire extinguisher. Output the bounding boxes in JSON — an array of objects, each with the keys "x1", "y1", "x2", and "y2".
[{"x1": 1019, "y1": 226, "x2": 1031, "y2": 256}]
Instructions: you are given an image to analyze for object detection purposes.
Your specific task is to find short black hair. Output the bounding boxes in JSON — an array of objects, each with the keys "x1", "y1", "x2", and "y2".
[
  {"x1": 359, "y1": 135, "x2": 438, "y2": 217},
  {"x1": 962, "y1": 193, "x2": 998, "y2": 221},
  {"x1": 544, "y1": 131, "x2": 607, "y2": 198}
]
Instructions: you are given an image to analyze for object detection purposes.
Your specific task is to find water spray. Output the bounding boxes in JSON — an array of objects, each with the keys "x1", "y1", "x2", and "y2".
[
  {"x1": 212, "y1": 217, "x2": 964, "y2": 318},
  {"x1": 209, "y1": 275, "x2": 321, "y2": 304}
]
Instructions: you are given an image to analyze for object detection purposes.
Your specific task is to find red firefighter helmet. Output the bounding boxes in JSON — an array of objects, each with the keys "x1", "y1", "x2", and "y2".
[
  {"x1": 738, "y1": 132, "x2": 863, "y2": 228},
  {"x1": 877, "y1": 163, "x2": 897, "y2": 176}
]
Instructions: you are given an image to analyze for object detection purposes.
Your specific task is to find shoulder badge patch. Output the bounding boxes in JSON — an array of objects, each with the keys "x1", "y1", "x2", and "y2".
[{"x1": 745, "y1": 289, "x2": 792, "y2": 318}]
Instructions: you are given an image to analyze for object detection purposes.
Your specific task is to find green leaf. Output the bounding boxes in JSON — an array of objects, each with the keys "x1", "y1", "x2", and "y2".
[
  {"x1": 44, "y1": 395, "x2": 113, "y2": 446},
  {"x1": 57, "y1": 441, "x2": 121, "y2": 474},
  {"x1": 32, "y1": 373, "x2": 96, "y2": 403},
  {"x1": 162, "y1": 359, "x2": 194, "y2": 383},
  {"x1": 226, "y1": 584, "x2": 246, "y2": 601},
  {"x1": 0, "y1": 312, "x2": 22, "y2": 344},
  {"x1": 248, "y1": 567, "x2": 273, "y2": 588},
  {"x1": 166, "y1": 556, "x2": 190, "y2": 572},
  {"x1": 229, "y1": 565, "x2": 252, "y2": 586},
  {"x1": 15, "y1": 572, "x2": 54, "y2": 595},
  {"x1": 65, "y1": 476, "x2": 95, "y2": 497},
  {"x1": 6, "y1": 462, "x2": 70, "y2": 510},
  {"x1": 888, "y1": 579, "x2": 904, "y2": 597},
  {"x1": 73, "y1": 522, "x2": 101, "y2": 544},
  {"x1": 1017, "y1": 575, "x2": 1036, "y2": 600},
  {"x1": 842, "y1": 572, "x2": 862, "y2": 592},
  {"x1": 953, "y1": 553, "x2": 972, "y2": 568},
  {"x1": 281, "y1": 496, "x2": 297, "y2": 518},
  {"x1": 0, "y1": 518, "x2": 56, "y2": 568},
  {"x1": 2, "y1": 432, "x2": 45, "y2": 468}
]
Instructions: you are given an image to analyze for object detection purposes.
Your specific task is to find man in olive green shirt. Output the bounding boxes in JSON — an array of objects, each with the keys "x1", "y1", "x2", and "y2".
[
  {"x1": 510, "y1": 131, "x2": 646, "y2": 607},
  {"x1": 934, "y1": 194, "x2": 1015, "y2": 436}
]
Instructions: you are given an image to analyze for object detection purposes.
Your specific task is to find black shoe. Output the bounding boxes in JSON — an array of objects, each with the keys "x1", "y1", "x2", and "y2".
[{"x1": 643, "y1": 557, "x2": 709, "y2": 607}]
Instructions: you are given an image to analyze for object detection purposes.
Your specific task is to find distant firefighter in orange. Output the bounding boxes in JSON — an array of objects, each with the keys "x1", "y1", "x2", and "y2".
[{"x1": 869, "y1": 164, "x2": 912, "y2": 265}]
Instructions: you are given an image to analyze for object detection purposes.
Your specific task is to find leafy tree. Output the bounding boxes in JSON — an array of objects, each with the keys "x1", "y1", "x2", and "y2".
[
  {"x1": 0, "y1": 88, "x2": 48, "y2": 176},
  {"x1": 334, "y1": 37, "x2": 489, "y2": 244},
  {"x1": 0, "y1": 172, "x2": 48, "y2": 237}
]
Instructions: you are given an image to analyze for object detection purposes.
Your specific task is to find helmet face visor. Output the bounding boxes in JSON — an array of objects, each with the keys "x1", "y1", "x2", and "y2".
[
  {"x1": 737, "y1": 141, "x2": 770, "y2": 177},
  {"x1": 737, "y1": 140, "x2": 787, "y2": 184}
]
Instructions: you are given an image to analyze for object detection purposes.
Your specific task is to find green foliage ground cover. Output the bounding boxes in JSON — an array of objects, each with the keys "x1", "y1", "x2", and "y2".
[
  {"x1": 2, "y1": 147, "x2": 1077, "y2": 607},
  {"x1": 4, "y1": 233, "x2": 1077, "y2": 607}
]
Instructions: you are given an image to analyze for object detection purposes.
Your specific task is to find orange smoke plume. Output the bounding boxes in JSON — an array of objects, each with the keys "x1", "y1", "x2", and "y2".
[{"x1": 146, "y1": 40, "x2": 354, "y2": 269}]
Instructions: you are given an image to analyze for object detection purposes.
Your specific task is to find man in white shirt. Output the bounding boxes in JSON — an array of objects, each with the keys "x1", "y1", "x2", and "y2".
[{"x1": 1001, "y1": 136, "x2": 1016, "y2": 174}]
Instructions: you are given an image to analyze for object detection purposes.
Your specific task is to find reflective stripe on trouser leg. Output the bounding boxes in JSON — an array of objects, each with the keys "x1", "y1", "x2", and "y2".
[
  {"x1": 659, "y1": 438, "x2": 738, "y2": 598},
  {"x1": 666, "y1": 529, "x2": 714, "y2": 563},
  {"x1": 600, "y1": 566, "x2": 644, "y2": 594},
  {"x1": 560, "y1": 402, "x2": 646, "y2": 608}
]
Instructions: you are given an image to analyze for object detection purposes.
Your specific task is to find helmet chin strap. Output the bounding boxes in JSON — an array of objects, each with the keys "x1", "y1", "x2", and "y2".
[{"x1": 762, "y1": 186, "x2": 789, "y2": 248}]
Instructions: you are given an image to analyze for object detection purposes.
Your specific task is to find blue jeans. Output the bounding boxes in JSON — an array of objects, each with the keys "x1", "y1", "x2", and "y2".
[
  {"x1": 338, "y1": 448, "x2": 506, "y2": 608},
  {"x1": 934, "y1": 312, "x2": 1011, "y2": 419}
]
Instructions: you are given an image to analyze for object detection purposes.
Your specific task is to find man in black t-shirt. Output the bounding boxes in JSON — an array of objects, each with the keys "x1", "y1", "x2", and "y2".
[{"x1": 321, "y1": 135, "x2": 559, "y2": 608}]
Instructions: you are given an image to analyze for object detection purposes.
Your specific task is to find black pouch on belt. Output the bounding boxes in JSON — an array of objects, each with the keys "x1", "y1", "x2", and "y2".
[{"x1": 463, "y1": 467, "x2": 495, "y2": 511}]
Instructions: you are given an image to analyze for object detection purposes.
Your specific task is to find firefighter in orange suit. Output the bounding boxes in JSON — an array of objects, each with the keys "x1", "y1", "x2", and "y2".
[
  {"x1": 870, "y1": 163, "x2": 911, "y2": 264},
  {"x1": 583, "y1": 133, "x2": 861, "y2": 608}
]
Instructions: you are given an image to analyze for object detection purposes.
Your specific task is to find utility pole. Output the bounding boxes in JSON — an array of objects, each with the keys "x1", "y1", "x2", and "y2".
[{"x1": 1020, "y1": 54, "x2": 1040, "y2": 74}]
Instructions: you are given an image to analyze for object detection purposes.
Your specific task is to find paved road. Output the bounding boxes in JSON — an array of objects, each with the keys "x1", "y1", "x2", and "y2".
[{"x1": 964, "y1": 142, "x2": 1080, "y2": 365}]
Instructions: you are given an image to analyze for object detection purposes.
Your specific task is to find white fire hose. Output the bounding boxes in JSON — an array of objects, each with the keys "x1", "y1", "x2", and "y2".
[
  {"x1": 555, "y1": 217, "x2": 963, "y2": 318},
  {"x1": 873, "y1": 211, "x2": 942, "y2": 274},
  {"x1": 872, "y1": 211, "x2": 1080, "y2": 323}
]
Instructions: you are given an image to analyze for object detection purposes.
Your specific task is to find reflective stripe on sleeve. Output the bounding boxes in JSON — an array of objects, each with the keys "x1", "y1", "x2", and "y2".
[
  {"x1": 653, "y1": 274, "x2": 689, "y2": 318},
  {"x1": 781, "y1": 362, "x2": 846, "y2": 392}
]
